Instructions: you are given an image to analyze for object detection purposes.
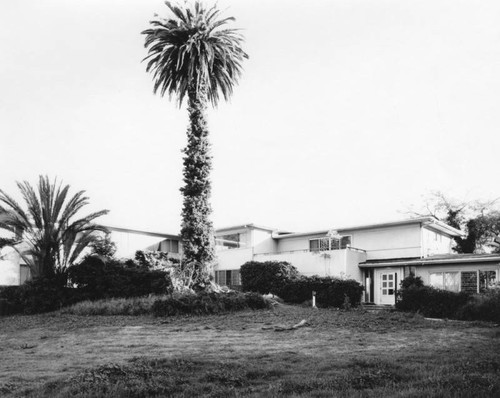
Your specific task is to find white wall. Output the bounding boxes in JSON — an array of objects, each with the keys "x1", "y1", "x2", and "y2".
[
  {"x1": 215, "y1": 247, "x2": 254, "y2": 270},
  {"x1": 252, "y1": 229, "x2": 277, "y2": 254},
  {"x1": 0, "y1": 248, "x2": 20, "y2": 286},
  {"x1": 422, "y1": 227, "x2": 453, "y2": 257},
  {"x1": 276, "y1": 233, "x2": 325, "y2": 252},
  {"x1": 253, "y1": 249, "x2": 364, "y2": 280},
  {"x1": 346, "y1": 224, "x2": 422, "y2": 260}
]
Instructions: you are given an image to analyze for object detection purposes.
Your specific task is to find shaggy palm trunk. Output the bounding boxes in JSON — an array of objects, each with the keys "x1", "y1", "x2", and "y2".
[{"x1": 180, "y1": 86, "x2": 215, "y2": 290}]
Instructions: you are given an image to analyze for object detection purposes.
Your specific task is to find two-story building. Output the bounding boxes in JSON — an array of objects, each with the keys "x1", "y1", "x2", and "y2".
[{"x1": 213, "y1": 217, "x2": 500, "y2": 305}]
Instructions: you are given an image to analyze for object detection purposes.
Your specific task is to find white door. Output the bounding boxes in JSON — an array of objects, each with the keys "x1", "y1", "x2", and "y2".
[{"x1": 380, "y1": 272, "x2": 396, "y2": 305}]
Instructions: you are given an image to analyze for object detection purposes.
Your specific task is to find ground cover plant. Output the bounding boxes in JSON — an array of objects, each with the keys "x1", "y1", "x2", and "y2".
[{"x1": 0, "y1": 304, "x2": 498, "y2": 397}]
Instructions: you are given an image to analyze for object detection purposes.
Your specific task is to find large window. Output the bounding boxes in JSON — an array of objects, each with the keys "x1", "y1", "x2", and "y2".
[
  {"x1": 214, "y1": 270, "x2": 241, "y2": 286},
  {"x1": 216, "y1": 233, "x2": 241, "y2": 250},
  {"x1": 309, "y1": 236, "x2": 351, "y2": 252},
  {"x1": 429, "y1": 272, "x2": 460, "y2": 292}
]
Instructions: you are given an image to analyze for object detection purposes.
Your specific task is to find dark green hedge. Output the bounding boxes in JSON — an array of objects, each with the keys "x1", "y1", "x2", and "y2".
[
  {"x1": 396, "y1": 285, "x2": 470, "y2": 319},
  {"x1": 276, "y1": 276, "x2": 364, "y2": 308},
  {"x1": 152, "y1": 291, "x2": 270, "y2": 316},
  {"x1": 0, "y1": 255, "x2": 171, "y2": 315},
  {"x1": 68, "y1": 256, "x2": 171, "y2": 300},
  {"x1": 240, "y1": 261, "x2": 299, "y2": 295}
]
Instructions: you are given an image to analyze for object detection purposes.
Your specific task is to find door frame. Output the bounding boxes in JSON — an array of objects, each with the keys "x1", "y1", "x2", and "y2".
[{"x1": 374, "y1": 268, "x2": 401, "y2": 305}]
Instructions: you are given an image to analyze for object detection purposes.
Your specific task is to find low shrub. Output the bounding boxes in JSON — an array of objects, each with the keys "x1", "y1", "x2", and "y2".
[
  {"x1": 63, "y1": 296, "x2": 161, "y2": 316},
  {"x1": 456, "y1": 289, "x2": 500, "y2": 323},
  {"x1": 276, "y1": 276, "x2": 364, "y2": 308},
  {"x1": 396, "y1": 285, "x2": 470, "y2": 318},
  {"x1": 240, "y1": 261, "x2": 299, "y2": 295},
  {"x1": 152, "y1": 291, "x2": 271, "y2": 317}
]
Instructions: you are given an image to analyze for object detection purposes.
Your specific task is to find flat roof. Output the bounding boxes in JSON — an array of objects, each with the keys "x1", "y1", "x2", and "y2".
[
  {"x1": 359, "y1": 253, "x2": 500, "y2": 268},
  {"x1": 272, "y1": 217, "x2": 462, "y2": 239}
]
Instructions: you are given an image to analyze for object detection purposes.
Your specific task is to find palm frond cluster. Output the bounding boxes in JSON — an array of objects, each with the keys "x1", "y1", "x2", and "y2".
[
  {"x1": 142, "y1": 1, "x2": 248, "y2": 106},
  {"x1": 0, "y1": 176, "x2": 109, "y2": 278}
]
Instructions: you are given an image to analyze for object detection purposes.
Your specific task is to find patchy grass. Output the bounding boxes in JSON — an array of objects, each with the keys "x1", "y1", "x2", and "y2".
[{"x1": 0, "y1": 306, "x2": 499, "y2": 397}]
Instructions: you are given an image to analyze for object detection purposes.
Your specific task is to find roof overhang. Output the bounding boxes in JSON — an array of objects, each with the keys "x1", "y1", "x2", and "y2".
[{"x1": 359, "y1": 254, "x2": 500, "y2": 268}]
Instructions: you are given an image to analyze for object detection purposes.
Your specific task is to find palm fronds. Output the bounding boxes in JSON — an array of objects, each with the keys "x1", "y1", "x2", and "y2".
[
  {"x1": 0, "y1": 176, "x2": 109, "y2": 278},
  {"x1": 142, "y1": 1, "x2": 248, "y2": 106}
]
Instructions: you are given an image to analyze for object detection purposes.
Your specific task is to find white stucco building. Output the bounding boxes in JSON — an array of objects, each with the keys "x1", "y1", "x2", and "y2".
[{"x1": 2, "y1": 217, "x2": 499, "y2": 305}]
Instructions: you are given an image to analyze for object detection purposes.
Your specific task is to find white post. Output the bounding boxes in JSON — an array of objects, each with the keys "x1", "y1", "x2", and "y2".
[{"x1": 312, "y1": 291, "x2": 316, "y2": 308}]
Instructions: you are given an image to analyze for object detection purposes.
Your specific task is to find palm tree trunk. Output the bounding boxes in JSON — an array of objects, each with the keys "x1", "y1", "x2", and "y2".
[{"x1": 180, "y1": 86, "x2": 216, "y2": 289}]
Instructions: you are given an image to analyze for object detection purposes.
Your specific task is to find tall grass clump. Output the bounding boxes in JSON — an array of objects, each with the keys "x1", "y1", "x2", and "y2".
[
  {"x1": 152, "y1": 291, "x2": 271, "y2": 317},
  {"x1": 63, "y1": 296, "x2": 163, "y2": 316}
]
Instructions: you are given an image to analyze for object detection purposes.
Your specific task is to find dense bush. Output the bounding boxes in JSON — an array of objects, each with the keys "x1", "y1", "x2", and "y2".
[
  {"x1": 152, "y1": 291, "x2": 271, "y2": 316},
  {"x1": 68, "y1": 255, "x2": 171, "y2": 300},
  {"x1": 396, "y1": 285, "x2": 470, "y2": 318},
  {"x1": 0, "y1": 277, "x2": 77, "y2": 315},
  {"x1": 240, "y1": 261, "x2": 299, "y2": 295},
  {"x1": 276, "y1": 276, "x2": 364, "y2": 308},
  {"x1": 456, "y1": 289, "x2": 500, "y2": 323}
]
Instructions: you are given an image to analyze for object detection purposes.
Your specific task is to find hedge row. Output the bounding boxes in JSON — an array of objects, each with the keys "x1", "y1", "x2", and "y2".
[
  {"x1": 240, "y1": 261, "x2": 364, "y2": 308},
  {"x1": 276, "y1": 276, "x2": 364, "y2": 308},
  {"x1": 0, "y1": 255, "x2": 171, "y2": 315},
  {"x1": 152, "y1": 291, "x2": 270, "y2": 316},
  {"x1": 396, "y1": 276, "x2": 500, "y2": 323}
]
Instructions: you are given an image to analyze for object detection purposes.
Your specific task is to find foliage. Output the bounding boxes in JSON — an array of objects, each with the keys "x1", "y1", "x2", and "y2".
[
  {"x1": 0, "y1": 175, "x2": 109, "y2": 278},
  {"x1": 240, "y1": 261, "x2": 299, "y2": 295},
  {"x1": 456, "y1": 289, "x2": 500, "y2": 323},
  {"x1": 142, "y1": 2, "x2": 247, "y2": 289},
  {"x1": 63, "y1": 296, "x2": 161, "y2": 316},
  {"x1": 89, "y1": 234, "x2": 117, "y2": 258},
  {"x1": 134, "y1": 250, "x2": 178, "y2": 270},
  {"x1": 68, "y1": 255, "x2": 171, "y2": 300},
  {"x1": 396, "y1": 285, "x2": 470, "y2": 318},
  {"x1": 407, "y1": 191, "x2": 500, "y2": 253},
  {"x1": 0, "y1": 276, "x2": 75, "y2": 315},
  {"x1": 152, "y1": 291, "x2": 270, "y2": 316},
  {"x1": 276, "y1": 276, "x2": 364, "y2": 308},
  {"x1": 399, "y1": 274, "x2": 424, "y2": 290}
]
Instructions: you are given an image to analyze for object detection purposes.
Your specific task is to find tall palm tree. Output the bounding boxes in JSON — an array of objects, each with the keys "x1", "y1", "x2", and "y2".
[
  {"x1": 142, "y1": 1, "x2": 247, "y2": 289},
  {"x1": 0, "y1": 176, "x2": 109, "y2": 279}
]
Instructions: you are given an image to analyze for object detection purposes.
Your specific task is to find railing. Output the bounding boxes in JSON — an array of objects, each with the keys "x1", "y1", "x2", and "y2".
[{"x1": 255, "y1": 246, "x2": 366, "y2": 256}]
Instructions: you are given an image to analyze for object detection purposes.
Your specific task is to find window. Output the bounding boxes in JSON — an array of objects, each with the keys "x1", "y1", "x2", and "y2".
[
  {"x1": 430, "y1": 272, "x2": 460, "y2": 292},
  {"x1": 216, "y1": 233, "x2": 240, "y2": 250},
  {"x1": 309, "y1": 236, "x2": 351, "y2": 252},
  {"x1": 214, "y1": 270, "x2": 241, "y2": 286},
  {"x1": 159, "y1": 239, "x2": 179, "y2": 253},
  {"x1": 479, "y1": 270, "x2": 497, "y2": 293}
]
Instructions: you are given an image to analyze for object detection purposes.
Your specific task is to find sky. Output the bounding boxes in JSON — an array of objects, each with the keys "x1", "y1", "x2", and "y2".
[{"x1": 1, "y1": 0, "x2": 499, "y2": 235}]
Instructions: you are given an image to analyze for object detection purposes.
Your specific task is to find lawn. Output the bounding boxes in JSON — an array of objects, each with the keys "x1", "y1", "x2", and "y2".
[{"x1": 0, "y1": 305, "x2": 499, "y2": 397}]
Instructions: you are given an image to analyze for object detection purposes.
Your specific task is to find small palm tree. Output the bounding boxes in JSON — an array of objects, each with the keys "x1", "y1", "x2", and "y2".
[
  {"x1": 0, "y1": 176, "x2": 109, "y2": 279},
  {"x1": 142, "y1": 1, "x2": 247, "y2": 289}
]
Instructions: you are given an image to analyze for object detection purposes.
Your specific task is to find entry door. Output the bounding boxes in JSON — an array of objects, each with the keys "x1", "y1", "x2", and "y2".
[{"x1": 380, "y1": 272, "x2": 396, "y2": 305}]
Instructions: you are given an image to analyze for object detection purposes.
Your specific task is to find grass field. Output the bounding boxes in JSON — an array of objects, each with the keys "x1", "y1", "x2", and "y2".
[{"x1": 0, "y1": 305, "x2": 499, "y2": 397}]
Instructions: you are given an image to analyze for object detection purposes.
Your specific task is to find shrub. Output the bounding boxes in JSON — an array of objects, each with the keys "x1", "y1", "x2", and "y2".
[
  {"x1": 276, "y1": 276, "x2": 364, "y2": 308},
  {"x1": 152, "y1": 291, "x2": 271, "y2": 317},
  {"x1": 396, "y1": 285, "x2": 470, "y2": 318},
  {"x1": 456, "y1": 289, "x2": 500, "y2": 323},
  {"x1": 240, "y1": 261, "x2": 299, "y2": 295},
  {"x1": 64, "y1": 296, "x2": 160, "y2": 316},
  {"x1": 0, "y1": 277, "x2": 79, "y2": 315},
  {"x1": 68, "y1": 255, "x2": 171, "y2": 300}
]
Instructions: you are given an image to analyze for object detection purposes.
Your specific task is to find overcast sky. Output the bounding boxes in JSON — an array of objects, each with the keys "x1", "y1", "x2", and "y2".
[{"x1": 1, "y1": 0, "x2": 499, "y2": 234}]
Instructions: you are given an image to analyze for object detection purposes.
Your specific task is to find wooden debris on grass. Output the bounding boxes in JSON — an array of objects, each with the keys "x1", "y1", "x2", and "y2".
[{"x1": 261, "y1": 319, "x2": 310, "y2": 332}]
